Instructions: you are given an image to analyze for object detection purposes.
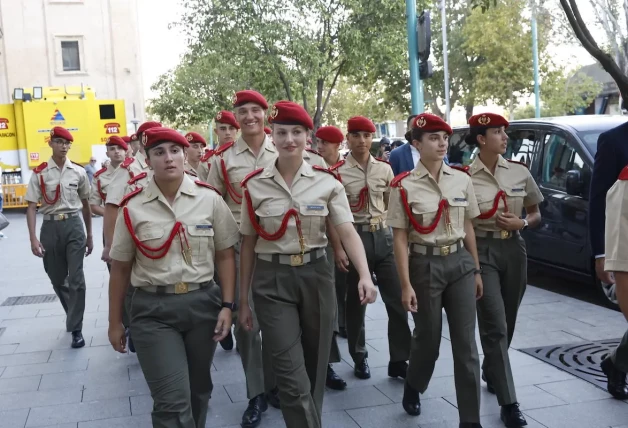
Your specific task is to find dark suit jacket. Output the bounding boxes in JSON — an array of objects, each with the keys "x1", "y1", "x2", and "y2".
[
  {"x1": 588, "y1": 121, "x2": 628, "y2": 256},
  {"x1": 389, "y1": 143, "x2": 414, "y2": 176}
]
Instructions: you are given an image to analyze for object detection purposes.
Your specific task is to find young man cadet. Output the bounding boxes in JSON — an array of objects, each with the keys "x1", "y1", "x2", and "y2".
[
  {"x1": 183, "y1": 132, "x2": 206, "y2": 177},
  {"x1": 198, "y1": 111, "x2": 240, "y2": 182}
]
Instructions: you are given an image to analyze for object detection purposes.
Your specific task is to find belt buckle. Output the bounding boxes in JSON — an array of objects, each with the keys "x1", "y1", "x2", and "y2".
[
  {"x1": 369, "y1": 224, "x2": 377, "y2": 233},
  {"x1": 174, "y1": 282, "x2": 189, "y2": 294},
  {"x1": 290, "y1": 254, "x2": 304, "y2": 266},
  {"x1": 500, "y1": 230, "x2": 510, "y2": 239},
  {"x1": 58, "y1": 214, "x2": 66, "y2": 220},
  {"x1": 440, "y1": 245, "x2": 450, "y2": 256}
]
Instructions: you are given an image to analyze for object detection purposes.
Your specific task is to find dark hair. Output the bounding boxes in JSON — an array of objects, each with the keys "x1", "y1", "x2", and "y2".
[
  {"x1": 392, "y1": 140, "x2": 404, "y2": 148},
  {"x1": 407, "y1": 114, "x2": 418, "y2": 128},
  {"x1": 464, "y1": 127, "x2": 488, "y2": 147}
]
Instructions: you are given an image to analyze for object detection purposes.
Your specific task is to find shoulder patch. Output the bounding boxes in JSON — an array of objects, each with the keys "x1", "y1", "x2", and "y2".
[
  {"x1": 194, "y1": 180, "x2": 222, "y2": 196},
  {"x1": 127, "y1": 171, "x2": 148, "y2": 185},
  {"x1": 450, "y1": 165, "x2": 470, "y2": 175},
  {"x1": 329, "y1": 159, "x2": 346, "y2": 171},
  {"x1": 185, "y1": 170, "x2": 198, "y2": 177},
  {"x1": 376, "y1": 158, "x2": 391, "y2": 165},
  {"x1": 619, "y1": 165, "x2": 628, "y2": 180},
  {"x1": 120, "y1": 187, "x2": 143, "y2": 207},
  {"x1": 201, "y1": 150, "x2": 215, "y2": 162},
  {"x1": 93, "y1": 167, "x2": 108, "y2": 178},
  {"x1": 215, "y1": 141, "x2": 234, "y2": 156},
  {"x1": 121, "y1": 157, "x2": 134, "y2": 169},
  {"x1": 71, "y1": 161, "x2": 84, "y2": 168},
  {"x1": 313, "y1": 165, "x2": 340, "y2": 181},
  {"x1": 34, "y1": 162, "x2": 48, "y2": 174},
  {"x1": 305, "y1": 147, "x2": 322, "y2": 157},
  {"x1": 240, "y1": 168, "x2": 264, "y2": 188},
  {"x1": 506, "y1": 159, "x2": 529, "y2": 169},
  {"x1": 391, "y1": 171, "x2": 412, "y2": 188}
]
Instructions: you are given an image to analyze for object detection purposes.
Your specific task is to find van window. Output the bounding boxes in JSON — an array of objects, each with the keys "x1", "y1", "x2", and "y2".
[{"x1": 541, "y1": 132, "x2": 589, "y2": 193}]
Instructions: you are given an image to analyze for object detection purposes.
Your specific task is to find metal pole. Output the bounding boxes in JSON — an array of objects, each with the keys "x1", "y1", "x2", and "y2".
[
  {"x1": 406, "y1": 0, "x2": 424, "y2": 114},
  {"x1": 209, "y1": 121, "x2": 214, "y2": 149},
  {"x1": 531, "y1": 5, "x2": 541, "y2": 118},
  {"x1": 441, "y1": 0, "x2": 451, "y2": 123}
]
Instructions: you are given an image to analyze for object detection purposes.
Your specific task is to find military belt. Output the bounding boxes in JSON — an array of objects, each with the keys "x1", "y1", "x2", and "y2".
[
  {"x1": 140, "y1": 282, "x2": 209, "y2": 295},
  {"x1": 42, "y1": 212, "x2": 80, "y2": 221},
  {"x1": 354, "y1": 221, "x2": 386, "y2": 233},
  {"x1": 257, "y1": 248, "x2": 326, "y2": 267},
  {"x1": 411, "y1": 240, "x2": 463, "y2": 257},
  {"x1": 475, "y1": 230, "x2": 518, "y2": 240}
]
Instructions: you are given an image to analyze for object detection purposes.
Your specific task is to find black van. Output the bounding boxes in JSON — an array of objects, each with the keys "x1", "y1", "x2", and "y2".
[{"x1": 450, "y1": 115, "x2": 628, "y2": 310}]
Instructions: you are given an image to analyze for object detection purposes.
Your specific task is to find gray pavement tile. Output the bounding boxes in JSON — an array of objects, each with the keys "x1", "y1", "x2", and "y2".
[
  {"x1": 25, "y1": 397, "x2": 132, "y2": 427},
  {"x1": 0, "y1": 386, "x2": 82, "y2": 411},
  {"x1": 0, "y1": 374, "x2": 42, "y2": 393},
  {"x1": 82, "y1": 378, "x2": 150, "y2": 401},
  {"x1": 79, "y1": 415, "x2": 152, "y2": 428},
  {"x1": 0, "y1": 350, "x2": 51, "y2": 367},
  {"x1": 210, "y1": 385, "x2": 235, "y2": 406},
  {"x1": 204, "y1": 401, "x2": 284, "y2": 427},
  {"x1": 33, "y1": 424, "x2": 78, "y2": 428},
  {"x1": 525, "y1": 399, "x2": 628, "y2": 428},
  {"x1": 0, "y1": 344, "x2": 17, "y2": 356},
  {"x1": 347, "y1": 399, "x2": 456, "y2": 427},
  {"x1": 1, "y1": 359, "x2": 88, "y2": 379},
  {"x1": 16, "y1": 337, "x2": 93, "y2": 354},
  {"x1": 0, "y1": 367, "x2": 3, "y2": 377},
  {"x1": 320, "y1": 411, "x2": 361, "y2": 427},
  {"x1": 130, "y1": 394, "x2": 152, "y2": 415},
  {"x1": 223, "y1": 382, "x2": 249, "y2": 403},
  {"x1": 0, "y1": 408, "x2": 30, "y2": 428},
  {"x1": 536, "y1": 378, "x2": 612, "y2": 403},
  {"x1": 38, "y1": 367, "x2": 129, "y2": 390},
  {"x1": 49, "y1": 346, "x2": 134, "y2": 363},
  {"x1": 418, "y1": 413, "x2": 548, "y2": 427},
  {"x1": 322, "y1": 385, "x2": 393, "y2": 413},
  {"x1": 510, "y1": 363, "x2": 576, "y2": 386},
  {"x1": 37, "y1": 308, "x2": 68, "y2": 317}
]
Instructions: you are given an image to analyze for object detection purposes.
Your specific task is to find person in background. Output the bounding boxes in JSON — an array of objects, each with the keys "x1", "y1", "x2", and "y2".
[
  {"x1": 388, "y1": 115, "x2": 418, "y2": 175},
  {"x1": 128, "y1": 134, "x2": 141, "y2": 157},
  {"x1": 198, "y1": 111, "x2": 240, "y2": 182},
  {"x1": 85, "y1": 157, "x2": 98, "y2": 185},
  {"x1": 183, "y1": 132, "x2": 206, "y2": 178}
]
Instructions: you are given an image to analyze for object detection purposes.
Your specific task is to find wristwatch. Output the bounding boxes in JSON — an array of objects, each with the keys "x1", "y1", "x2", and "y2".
[
  {"x1": 221, "y1": 302, "x2": 237, "y2": 311},
  {"x1": 473, "y1": 268, "x2": 482, "y2": 275},
  {"x1": 520, "y1": 219, "x2": 529, "y2": 230}
]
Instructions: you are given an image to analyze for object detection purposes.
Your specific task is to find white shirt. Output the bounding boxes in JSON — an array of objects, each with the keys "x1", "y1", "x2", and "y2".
[{"x1": 410, "y1": 145, "x2": 420, "y2": 167}]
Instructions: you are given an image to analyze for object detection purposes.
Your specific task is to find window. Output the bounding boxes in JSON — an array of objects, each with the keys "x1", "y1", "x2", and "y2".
[
  {"x1": 540, "y1": 132, "x2": 589, "y2": 192},
  {"x1": 61, "y1": 41, "x2": 80, "y2": 71},
  {"x1": 99, "y1": 104, "x2": 116, "y2": 120}
]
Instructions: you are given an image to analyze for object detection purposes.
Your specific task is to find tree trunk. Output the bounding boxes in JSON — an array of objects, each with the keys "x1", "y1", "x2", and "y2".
[{"x1": 465, "y1": 102, "x2": 475, "y2": 121}]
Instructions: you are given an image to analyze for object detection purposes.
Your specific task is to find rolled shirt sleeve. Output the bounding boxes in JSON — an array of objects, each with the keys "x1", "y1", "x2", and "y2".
[
  {"x1": 212, "y1": 196, "x2": 240, "y2": 250},
  {"x1": 109, "y1": 209, "x2": 136, "y2": 262}
]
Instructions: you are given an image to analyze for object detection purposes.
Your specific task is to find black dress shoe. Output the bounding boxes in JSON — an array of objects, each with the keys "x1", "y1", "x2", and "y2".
[
  {"x1": 388, "y1": 360, "x2": 408, "y2": 379},
  {"x1": 125, "y1": 327, "x2": 136, "y2": 353},
  {"x1": 481, "y1": 371, "x2": 495, "y2": 394},
  {"x1": 338, "y1": 327, "x2": 347, "y2": 338},
  {"x1": 241, "y1": 394, "x2": 268, "y2": 428},
  {"x1": 265, "y1": 387, "x2": 280, "y2": 409},
  {"x1": 402, "y1": 382, "x2": 421, "y2": 416},
  {"x1": 326, "y1": 364, "x2": 347, "y2": 390},
  {"x1": 501, "y1": 403, "x2": 527, "y2": 427},
  {"x1": 459, "y1": 423, "x2": 483, "y2": 428},
  {"x1": 601, "y1": 356, "x2": 628, "y2": 399},
  {"x1": 220, "y1": 329, "x2": 234, "y2": 351},
  {"x1": 354, "y1": 358, "x2": 371, "y2": 379},
  {"x1": 71, "y1": 331, "x2": 85, "y2": 349}
]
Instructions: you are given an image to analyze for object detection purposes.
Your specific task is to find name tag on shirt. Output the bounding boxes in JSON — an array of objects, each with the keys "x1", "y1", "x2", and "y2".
[
  {"x1": 306, "y1": 205, "x2": 325, "y2": 211},
  {"x1": 195, "y1": 224, "x2": 213, "y2": 230},
  {"x1": 453, "y1": 198, "x2": 467, "y2": 202},
  {"x1": 68, "y1": 183, "x2": 78, "y2": 188},
  {"x1": 511, "y1": 188, "x2": 524, "y2": 192}
]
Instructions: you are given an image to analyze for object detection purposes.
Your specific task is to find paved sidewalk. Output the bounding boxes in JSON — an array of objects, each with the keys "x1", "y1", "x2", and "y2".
[{"x1": 0, "y1": 212, "x2": 627, "y2": 428}]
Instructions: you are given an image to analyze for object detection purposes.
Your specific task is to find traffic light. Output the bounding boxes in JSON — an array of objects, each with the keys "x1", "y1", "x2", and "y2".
[
  {"x1": 417, "y1": 10, "x2": 433, "y2": 80},
  {"x1": 419, "y1": 60, "x2": 433, "y2": 80}
]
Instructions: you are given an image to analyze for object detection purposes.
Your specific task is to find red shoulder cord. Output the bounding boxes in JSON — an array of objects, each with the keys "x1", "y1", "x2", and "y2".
[
  {"x1": 220, "y1": 159, "x2": 242, "y2": 204},
  {"x1": 399, "y1": 187, "x2": 452, "y2": 234},
  {"x1": 243, "y1": 189, "x2": 305, "y2": 255},
  {"x1": 350, "y1": 187, "x2": 369, "y2": 213},
  {"x1": 39, "y1": 174, "x2": 61, "y2": 205},
  {"x1": 97, "y1": 178, "x2": 106, "y2": 201},
  {"x1": 122, "y1": 207, "x2": 190, "y2": 259},
  {"x1": 477, "y1": 190, "x2": 508, "y2": 220}
]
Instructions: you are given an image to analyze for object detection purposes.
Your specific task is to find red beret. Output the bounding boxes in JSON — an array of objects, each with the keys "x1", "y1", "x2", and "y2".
[
  {"x1": 315, "y1": 126, "x2": 344, "y2": 144},
  {"x1": 50, "y1": 126, "x2": 73, "y2": 142},
  {"x1": 185, "y1": 132, "x2": 207, "y2": 147},
  {"x1": 232, "y1": 90, "x2": 268, "y2": 109},
  {"x1": 130, "y1": 134, "x2": 137, "y2": 141},
  {"x1": 412, "y1": 113, "x2": 453, "y2": 135},
  {"x1": 347, "y1": 116, "x2": 376, "y2": 133},
  {"x1": 215, "y1": 110, "x2": 240, "y2": 129},
  {"x1": 122, "y1": 136, "x2": 132, "y2": 143},
  {"x1": 142, "y1": 127, "x2": 189, "y2": 150},
  {"x1": 137, "y1": 121, "x2": 162, "y2": 135},
  {"x1": 468, "y1": 113, "x2": 509, "y2": 129},
  {"x1": 264, "y1": 126, "x2": 272, "y2": 135},
  {"x1": 106, "y1": 136, "x2": 128, "y2": 150},
  {"x1": 268, "y1": 101, "x2": 314, "y2": 130}
]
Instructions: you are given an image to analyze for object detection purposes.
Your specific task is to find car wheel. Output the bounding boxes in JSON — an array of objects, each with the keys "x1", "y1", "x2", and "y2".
[{"x1": 596, "y1": 278, "x2": 620, "y2": 311}]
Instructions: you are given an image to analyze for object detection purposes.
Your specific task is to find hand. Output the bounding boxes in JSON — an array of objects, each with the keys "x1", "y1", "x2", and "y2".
[
  {"x1": 496, "y1": 212, "x2": 524, "y2": 231},
  {"x1": 595, "y1": 257, "x2": 615, "y2": 284},
  {"x1": 213, "y1": 308, "x2": 232, "y2": 342},
  {"x1": 108, "y1": 322, "x2": 127, "y2": 353},
  {"x1": 401, "y1": 286, "x2": 417, "y2": 313},
  {"x1": 357, "y1": 276, "x2": 378, "y2": 305},
  {"x1": 239, "y1": 303, "x2": 254, "y2": 332},
  {"x1": 475, "y1": 274, "x2": 484, "y2": 300},
  {"x1": 334, "y1": 249, "x2": 350, "y2": 273},
  {"x1": 85, "y1": 235, "x2": 94, "y2": 257},
  {"x1": 31, "y1": 239, "x2": 45, "y2": 258},
  {"x1": 101, "y1": 246, "x2": 112, "y2": 264}
]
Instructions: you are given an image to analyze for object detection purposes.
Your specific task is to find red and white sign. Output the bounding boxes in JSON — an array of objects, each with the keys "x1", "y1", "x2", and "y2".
[
  {"x1": 30, "y1": 152, "x2": 40, "y2": 161},
  {"x1": 0, "y1": 118, "x2": 8, "y2": 130},
  {"x1": 104, "y1": 122, "x2": 121, "y2": 135}
]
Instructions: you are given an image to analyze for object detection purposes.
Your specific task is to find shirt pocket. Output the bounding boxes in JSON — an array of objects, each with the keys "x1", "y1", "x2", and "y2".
[
  {"x1": 299, "y1": 203, "x2": 329, "y2": 237},
  {"x1": 135, "y1": 227, "x2": 166, "y2": 267},
  {"x1": 254, "y1": 202, "x2": 286, "y2": 235},
  {"x1": 505, "y1": 187, "x2": 527, "y2": 216},
  {"x1": 62, "y1": 179, "x2": 80, "y2": 204},
  {"x1": 446, "y1": 197, "x2": 469, "y2": 229},
  {"x1": 187, "y1": 224, "x2": 215, "y2": 263}
]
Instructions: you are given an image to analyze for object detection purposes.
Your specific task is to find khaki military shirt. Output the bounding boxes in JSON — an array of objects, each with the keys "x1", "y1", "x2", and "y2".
[
  {"x1": 197, "y1": 156, "x2": 213, "y2": 182},
  {"x1": 240, "y1": 160, "x2": 354, "y2": 254},
  {"x1": 25, "y1": 157, "x2": 90, "y2": 215},
  {"x1": 388, "y1": 161, "x2": 480, "y2": 246},
  {"x1": 303, "y1": 149, "x2": 328, "y2": 168},
  {"x1": 89, "y1": 163, "x2": 118, "y2": 207},
  {"x1": 110, "y1": 175, "x2": 240, "y2": 287},
  {"x1": 469, "y1": 155, "x2": 544, "y2": 232},
  {"x1": 106, "y1": 152, "x2": 152, "y2": 206},
  {"x1": 184, "y1": 162, "x2": 199, "y2": 178},
  {"x1": 333, "y1": 153, "x2": 393, "y2": 225},
  {"x1": 605, "y1": 176, "x2": 628, "y2": 272}
]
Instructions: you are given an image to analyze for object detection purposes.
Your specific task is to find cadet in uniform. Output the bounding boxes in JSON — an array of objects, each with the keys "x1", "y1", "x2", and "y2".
[
  {"x1": 330, "y1": 116, "x2": 411, "y2": 380},
  {"x1": 183, "y1": 132, "x2": 206, "y2": 177},
  {"x1": 26, "y1": 126, "x2": 93, "y2": 348},
  {"x1": 90, "y1": 136, "x2": 128, "y2": 219},
  {"x1": 465, "y1": 113, "x2": 543, "y2": 427},
  {"x1": 387, "y1": 113, "x2": 483, "y2": 428},
  {"x1": 238, "y1": 101, "x2": 377, "y2": 428},
  {"x1": 198, "y1": 111, "x2": 240, "y2": 182},
  {"x1": 108, "y1": 127, "x2": 238, "y2": 428},
  {"x1": 602, "y1": 165, "x2": 628, "y2": 399}
]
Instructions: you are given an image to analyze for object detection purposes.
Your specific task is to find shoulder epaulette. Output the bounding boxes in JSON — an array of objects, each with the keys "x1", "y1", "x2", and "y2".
[
  {"x1": 240, "y1": 168, "x2": 264, "y2": 188},
  {"x1": 71, "y1": 161, "x2": 84, "y2": 168},
  {"x1": 391, "y1": 171, "x2": 412, "y2": 188},
  {"x1": 329, "y1": 159, "x2": 346, "y2": 171},
  {"x1": 506, "y1": 159, "x2": 528, "y2": 169},
  {"x1": 185, "y1": 170, "x2": 198, "y2": 177},
  {"x1": 120, "y1": 187, "x2": 143, "y2": 207},
  {"x1": 34, "y1": 162, "x2": 48, "y2": 174},
  {"x1": 201, "y1": 150, "x2": 215, "y2": 162},
  {"x1": 450, "y1": 165, "x2": 470, "y2": 175},
  {"x1": 313, "y1": 165, "x2": 340, "y2": 181},
  {"x1": 619, "y1": 165, "x2": 628, "y2": 180},
  {"x1": 194, "y1": 180, "x2": 222, "y2": 196},
  {"x1": 305, "y1": 147, "x2": 322, "y2": 157},
  {"x1": 94, "y1": 167, "x2": 107, "y2": 178},
  {"x1": 121, "y1": 157, "x2": 134, "y2": 169},
  {"x1": 376, "y1": 158, "x2": 391, "y2": 165},
  {"x1": 215, "y1": 141, "x2": 234, "y2": 156},
  {"x1": 127, "y1": 171, "x2": 148, "y2": 185}
]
